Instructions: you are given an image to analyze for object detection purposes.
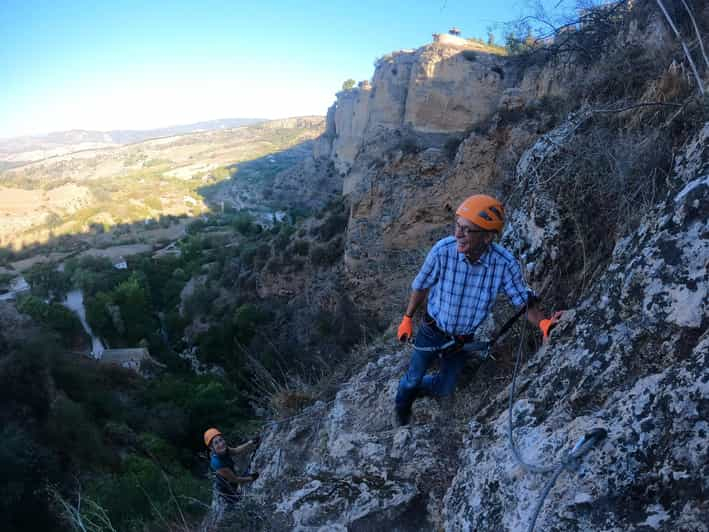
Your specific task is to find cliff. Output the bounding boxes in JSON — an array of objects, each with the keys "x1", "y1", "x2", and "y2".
[
  {"x1": 237, "y1": 4, "x2": 709, "y2": 531},
  {"x1": 247, "y1": 117, "x2": 709, "y2": 532},
  {"x1": 319, "y1": 42, "x2": 511, "y2": 179}
]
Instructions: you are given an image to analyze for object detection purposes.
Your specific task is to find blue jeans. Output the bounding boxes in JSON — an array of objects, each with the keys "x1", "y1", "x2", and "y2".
[{"x1": 395, "y1": 321, "x2": 468, "y2": 412}]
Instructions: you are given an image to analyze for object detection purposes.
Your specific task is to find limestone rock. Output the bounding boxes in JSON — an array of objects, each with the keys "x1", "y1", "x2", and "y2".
[
  {"x1": 245, "y1": 123, "x2": 708, "y2": 531},
  {"x1": 404, "y1": 45, "x2": 506, "y2": 133},
  {"x1": 443, "y1": 153, "x2": 709, "y2": 530},
  {"x1": 250, "y1": 353, "x2": 461, "y2": 530},
  {"x1": 327, "y1": 43, "x2": 508, "y2": 175},
  {"x1": 498, "y1": 88, "x2": 526, "y2": 112}
]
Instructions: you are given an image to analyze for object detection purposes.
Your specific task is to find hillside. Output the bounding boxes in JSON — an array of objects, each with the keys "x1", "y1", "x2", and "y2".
[
  {"x1": 1, "y1": 1, "x2": 708, "y2": 531},
  {"x1": 236, "y1": 2, "x2": 708, "y2": 531},
  {"x1": 0, "y1": 118, "x2": 324, "y2": 250},
  {"x1": 0, "y1": 118, "x2": 266, "y2": 164}
]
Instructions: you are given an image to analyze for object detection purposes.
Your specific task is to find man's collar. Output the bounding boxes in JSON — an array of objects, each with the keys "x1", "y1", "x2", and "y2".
[{"x1": 458, "y1": 245, "x2": 492, "y2": 267}]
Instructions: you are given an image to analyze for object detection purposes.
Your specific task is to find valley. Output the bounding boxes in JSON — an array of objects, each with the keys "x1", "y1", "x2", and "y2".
[{"x1": 0, "y1": 117, "x2": 324, "y2": 251}]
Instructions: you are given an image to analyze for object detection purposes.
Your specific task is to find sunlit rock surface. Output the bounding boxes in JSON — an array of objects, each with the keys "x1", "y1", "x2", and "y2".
[{"x1": 321, "y1": 42, "x2": 508, "y2": 176}]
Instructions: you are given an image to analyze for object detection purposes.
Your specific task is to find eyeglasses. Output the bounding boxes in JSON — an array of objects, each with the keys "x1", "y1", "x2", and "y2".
[
  {"x1": 212, "y1": 436, "x2": 225, "y2": 444},
  {"x1": 454, "y1": 222, "x2": 489, "y2": 237}
]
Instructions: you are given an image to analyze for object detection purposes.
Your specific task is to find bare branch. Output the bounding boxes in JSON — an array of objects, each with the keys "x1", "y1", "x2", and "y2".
[
  {"x1": 680, "y1": 0, "x2": 709, "y2": 70},
  {"x1": 654, "y1": 0, "x2": 705, "y2": 95},
  {"x1": 49, "y1": 484, "x2": 117, "y2": 532},
  {"x1": 591, "y1": 101, "x2": 684, "y2": 113}
]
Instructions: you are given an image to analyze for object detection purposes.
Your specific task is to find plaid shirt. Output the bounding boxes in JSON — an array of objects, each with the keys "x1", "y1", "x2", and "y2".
[{"x1": 412, "y1": 237, "x2": 533, "y2": 335}]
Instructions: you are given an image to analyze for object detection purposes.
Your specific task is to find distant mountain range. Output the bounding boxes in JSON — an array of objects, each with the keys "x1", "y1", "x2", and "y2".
[{"x1": 0, "y1": 118, "x2": 266, "y2": 161}]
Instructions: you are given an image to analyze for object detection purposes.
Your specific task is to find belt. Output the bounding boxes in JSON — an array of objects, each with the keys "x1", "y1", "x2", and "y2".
[
  {"x1": 417, "y1": 314, "x2": 491, "y2": 359},
  {"x1": 423, "y1": 313, "x2": 475, "y2": 343}
]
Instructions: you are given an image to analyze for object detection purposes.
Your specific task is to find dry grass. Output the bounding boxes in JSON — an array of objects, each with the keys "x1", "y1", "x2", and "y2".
[
  {"x1": 241, "y1": 328, "x2": 389, "y2": 420},
  {"x1": 514, "y1": 113, "x2": 676, "y2": 307}
]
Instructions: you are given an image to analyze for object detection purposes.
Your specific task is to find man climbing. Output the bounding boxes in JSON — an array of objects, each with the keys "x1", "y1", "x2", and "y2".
[
  {"x1": 204, "y1": 428, "x2": 260, "y2": 506},
  {"x1": 394, "y1": 194, "x2": 561, "y2": 426}
]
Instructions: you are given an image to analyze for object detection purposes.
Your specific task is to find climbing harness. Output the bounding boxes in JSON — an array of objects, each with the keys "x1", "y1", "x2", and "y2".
[
  {"x1": 508, "y1": 301, "x2": 607, "y2": 532},
  {"x1": 413, "y1": 303, "x2": 529, "y2": 361}
]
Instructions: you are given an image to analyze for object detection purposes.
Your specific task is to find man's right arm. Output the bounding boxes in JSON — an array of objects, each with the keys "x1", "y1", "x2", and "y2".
[
  {"x1": 405, "y1": 289, "x2": 428, "y2": 318},
  {"x1": 399, "y1": 241, "x2": 440, "y2": 342}
]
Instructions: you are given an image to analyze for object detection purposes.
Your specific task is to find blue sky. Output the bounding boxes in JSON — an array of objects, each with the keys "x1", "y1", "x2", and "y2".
[{"x1": 1, "y1": 0, "x2": 564, "y2": 137}]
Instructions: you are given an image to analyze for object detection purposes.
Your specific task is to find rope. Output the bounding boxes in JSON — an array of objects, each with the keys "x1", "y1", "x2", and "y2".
[
  {"x1": 527, "y1": 464, "x2": 565, "y2": 532},
  {"x1": 506, "y1": 301, "x2": 607, "y2": 531},
  {"x1": 507, "y1": 311, "x2": 556, "y2": 473}
]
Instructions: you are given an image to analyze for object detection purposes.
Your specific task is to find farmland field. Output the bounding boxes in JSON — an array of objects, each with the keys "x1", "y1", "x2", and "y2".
[{"x1": 0, "y1": 118, "x2": 323, "y2": 250}]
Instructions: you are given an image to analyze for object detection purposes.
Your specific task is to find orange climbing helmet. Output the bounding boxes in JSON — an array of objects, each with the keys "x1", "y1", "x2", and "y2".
[
  {"x1": 204, "y1": 428, "x2": 222, "y2": 447},
  {"x1": 456, "y1": 194, "x2": 505, "y2": 233}
]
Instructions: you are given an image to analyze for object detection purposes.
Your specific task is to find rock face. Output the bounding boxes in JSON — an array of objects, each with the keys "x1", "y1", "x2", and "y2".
[
  {"x1": 244, "y1": 10, "x2": 709, "y2": 530},
  {"x1": 443, "y1": 123, "x2": 709, "y2": 531},
  {"x1": 338, "y1": 114, "x2": 540, "y2": 321},
  {"x1": 404, "y1": 45, "x2": 506, "y2": 133},
  {"x1": 247, "y1": 122, "x2": 708, "y2": 531},
  {"x1": 250, "y1": 351, "x2": 468, "y2": 531},
  {"x1": 321, "y1": 43, "x2": 510, "y2": 176}
]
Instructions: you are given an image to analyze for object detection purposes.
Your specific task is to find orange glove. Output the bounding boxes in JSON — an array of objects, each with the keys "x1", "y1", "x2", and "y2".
[
  {"x1": 397, "y1": 315, "x2": 413, "y2": 342},
  {"x1": 539, "y1": 311, "x2": 564, "y2": 341},
  {"x1": 539, "y1": 318, "x2": 554, "y2": 340}
]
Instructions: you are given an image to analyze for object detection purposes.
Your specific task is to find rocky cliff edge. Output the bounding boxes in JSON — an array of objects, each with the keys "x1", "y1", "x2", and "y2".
[{"x1": 244, "y1": 122, "x2": 708, "y2": 531}]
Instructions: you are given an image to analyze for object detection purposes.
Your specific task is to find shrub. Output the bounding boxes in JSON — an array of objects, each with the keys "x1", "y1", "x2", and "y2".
[
  {"x1": 518, "y1": 122, "x2": 674, "y2": 304},
  {"x1": 0, "y1": 339, "x2": 53, "y2": 418},
  {"x1": 310, "y1": 238, "x2": 344, "y2": 267},
  {"x1": 0, "y1": 424, "x2": 57, "y2": 531},
  {"x1": 232, "y1": 211, "x2": 257, "y2": 235},
  {"x1": 291, "y1": 239, "x2": 310, "y2": 256},
  {"x1": 86, "y1": 453, "x2": 208, "y2": 530},
  {"x1": 400, "y1": 136, "x2": 420, "y2": 155},
  {"x1": 16, "y1": 295, "x2": 83, "y2": 344},
  {"x1": 273, "y1": 223, "x2": 296, "y2": 249},
  {"x1": 24, "y1": 262, "x2": 70, "y2": 300},
  {"x1": 47, "y1": 396, "x2": 107, "y2": 465},
  {"x1": 187, "y1": 218, "x2": 207, "y2": 234},
  {"x1": 317, "y1": 213, "x2": 348, "y2": 241},
  {"x1": 233, "y1": 303, "x2": 270, "y2": 344},
  {"x1": 289, "y1": 206, "x2": 313, "y2": 223},
  {"x1": 239, "y1": 242, "x2": 271, "y2": 269},
  {"x1": 0, "y1": 248, "x2": 15, "y2": 265},
  {"x1": 444, "y1": 137, "x2": 463, "y2": 161}
]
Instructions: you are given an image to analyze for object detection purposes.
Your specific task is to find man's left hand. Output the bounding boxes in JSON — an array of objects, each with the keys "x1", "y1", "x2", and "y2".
[{"x1": 540, "y1": 311, "x2": 564, "y2": 342}]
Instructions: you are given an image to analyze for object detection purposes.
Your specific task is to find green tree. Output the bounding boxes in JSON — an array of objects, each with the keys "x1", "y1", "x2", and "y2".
[
  {"x1": 46, "y1": 212, "x2": 62, "y2": 229},
  {"x1": 24, "y1": 262, "x2": 70, "y2": 300},
  {"x1": 233, "y1": 303, "x2": 270, "y2": 344},
  {"x1": 341, "y1": 78, "x2": 356, "y2": 91},
  {"x1": 16, "y1": 295, "x2": 83, "y2": 344},
  {"x1": 231, "y1": 211, "x2": 256, "y2": 235},
  {"x1": 113, "y1": 273, "x2": 153, "y2": 344},
  {"x1": 86, "y1": 292, "x2": 115, "y2": 338}
]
